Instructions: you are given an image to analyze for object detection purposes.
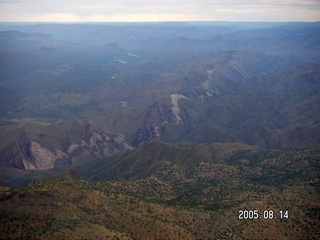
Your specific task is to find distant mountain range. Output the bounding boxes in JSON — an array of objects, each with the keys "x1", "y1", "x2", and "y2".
[
  {"x1": 0, "y1": 22, "x2": 319, "y2": 167},
  {"x1": 0, "y1": 23, "x2": 320, "y2": 165}
]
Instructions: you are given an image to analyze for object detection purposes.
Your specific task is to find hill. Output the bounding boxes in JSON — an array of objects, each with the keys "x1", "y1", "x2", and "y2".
[
  {"x1": 132, "y1": 60, "x2": 320, "y2": 148},
  {"x1": 78, "y1": 141, "x2": 262, "y2": 181},
  {"x1": 0, "y1": 120, "x2": 131, "y2": 170},
  {"x1": 0, "y1": 143, "x2": 319, "y2": 239}
]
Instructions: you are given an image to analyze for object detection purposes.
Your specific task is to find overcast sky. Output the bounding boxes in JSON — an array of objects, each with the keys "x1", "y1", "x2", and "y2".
[{"x1": 1, "y1": 0, "x2": 320, "y2": 22}]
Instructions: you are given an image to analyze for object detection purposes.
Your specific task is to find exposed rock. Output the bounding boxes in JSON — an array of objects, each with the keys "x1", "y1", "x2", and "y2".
[
  {"x1": 28, "y1": 141, "x2": 68, "y2": 170},
  {"x1": 132, "y1": 94, "x2": 201, "y2": 146},
  {"x1": 0, "y1": 120, "x2": 132, "y2": 170},
  {"x1": 170, "y1": 94, "x2": 189, "y2": 124},
  {"x1": 67, "y1": 143, "x2": 80, "y2": 154}
]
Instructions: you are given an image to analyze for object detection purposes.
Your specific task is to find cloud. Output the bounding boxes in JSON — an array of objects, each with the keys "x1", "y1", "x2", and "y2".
[
  {"x1": 81, "y1": 13, "x2": 205, "y2": 22},
  {"x1": 0, "y1": 0, "x2": 319, "y2": 22},
  {"x1": 28, "y1": 13, "x2": 81, "y2": 22}
]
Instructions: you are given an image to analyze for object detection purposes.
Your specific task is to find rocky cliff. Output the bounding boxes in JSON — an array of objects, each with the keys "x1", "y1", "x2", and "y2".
[{"x1": 0, "y1": 120, "x2": 132, "y2": 170}]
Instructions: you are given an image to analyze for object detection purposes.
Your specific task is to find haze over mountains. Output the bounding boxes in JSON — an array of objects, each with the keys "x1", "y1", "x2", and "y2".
[
  {"x1": 1, "y1": 22, "x2": 320, "y2": 152},
  {"x1": 0, "y1": 22, "x2": 319, "y2": 239}
]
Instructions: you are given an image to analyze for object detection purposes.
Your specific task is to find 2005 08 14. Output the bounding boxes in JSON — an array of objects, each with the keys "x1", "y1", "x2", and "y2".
[{"x1": 238, "y1": 210, "x2": 289, "y2": 220}]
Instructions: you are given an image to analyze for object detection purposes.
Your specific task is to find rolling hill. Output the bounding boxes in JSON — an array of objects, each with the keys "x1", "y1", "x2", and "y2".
[{"x1": 0, "y1": 142, "x2": 319, "y2": 239}]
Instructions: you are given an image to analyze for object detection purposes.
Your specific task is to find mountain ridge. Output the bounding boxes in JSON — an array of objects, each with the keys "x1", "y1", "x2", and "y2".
[{"x1": 0, "y1": 120, "x2": 132, "y2": 170}]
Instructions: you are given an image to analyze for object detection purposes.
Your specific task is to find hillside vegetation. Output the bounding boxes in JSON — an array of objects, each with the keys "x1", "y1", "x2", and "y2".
[{"x1": 1, "y1": 143, "x2": 319, "y2": 239}]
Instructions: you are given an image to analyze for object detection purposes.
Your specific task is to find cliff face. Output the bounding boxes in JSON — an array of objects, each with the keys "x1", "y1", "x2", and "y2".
[{"x1": 0, "y1": 120, "x2": 132, "y2": 170}]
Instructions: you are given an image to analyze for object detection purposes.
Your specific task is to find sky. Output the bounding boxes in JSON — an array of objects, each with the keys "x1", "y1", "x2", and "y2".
[{"x1": 0, "y1": 0, "x2": 320, "y2": 22}]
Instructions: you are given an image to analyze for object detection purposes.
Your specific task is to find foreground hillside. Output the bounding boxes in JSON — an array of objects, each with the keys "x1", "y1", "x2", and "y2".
[{"x1": 0, "y1": 143, "x2": 319, "y2": 239}]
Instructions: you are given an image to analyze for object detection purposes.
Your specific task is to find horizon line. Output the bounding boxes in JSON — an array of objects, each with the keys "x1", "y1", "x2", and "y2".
[{"x1": 0, "y1": 20, "x2": 319, "y2": 24}]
